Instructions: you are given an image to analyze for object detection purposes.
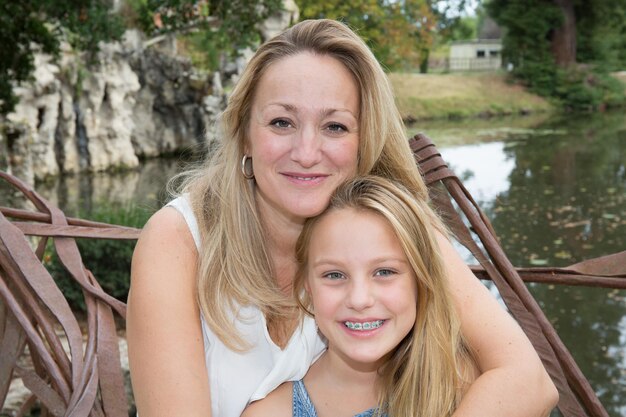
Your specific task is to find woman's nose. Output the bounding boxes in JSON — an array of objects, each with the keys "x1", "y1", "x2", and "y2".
[
  {"x1": 290, "y1": 126, "x2": 322, "y2": 168},
  {"x1": 346, "y1": 279, "x2": 375, "y2": 311}
]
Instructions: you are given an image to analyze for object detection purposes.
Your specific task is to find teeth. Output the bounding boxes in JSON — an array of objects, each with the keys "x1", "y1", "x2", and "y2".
[
  {"x1": 295, "y1": 176, "x2": 315, "y2": 180},
  {"x1": 344, "y1": 320, "x2": 384, "y2": 331}
]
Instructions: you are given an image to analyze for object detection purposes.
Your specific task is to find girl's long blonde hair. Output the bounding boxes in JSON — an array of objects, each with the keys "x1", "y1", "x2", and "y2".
[
  {"x1": 176, "y1": 19, "x2": 428, "y2": 350},
  {"x1": 294, "y1": 176, "x2": 472, "y2": 417}
]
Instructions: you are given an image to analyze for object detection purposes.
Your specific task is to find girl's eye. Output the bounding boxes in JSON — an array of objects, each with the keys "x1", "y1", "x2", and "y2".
[
  {"x1": 375, "y1": 268, "x2": 396, "y2": 277},
  {"x1": 326, "y1": 123, "x2": 347, "y2": 134},
  {"x1": 270, "y1": 119, "x2": 292, "y2": 129},
  {"x1": 323, "y1": 271, "x2": 345, "y2": 280}
]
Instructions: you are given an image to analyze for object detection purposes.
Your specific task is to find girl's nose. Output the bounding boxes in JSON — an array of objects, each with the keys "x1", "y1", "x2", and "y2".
[
  {"x1": 290, "y1": 126, "x2": 322, "y2": 168},
  {"x1": 346, "y1": 279, "x2": 375, "y2": 311}
]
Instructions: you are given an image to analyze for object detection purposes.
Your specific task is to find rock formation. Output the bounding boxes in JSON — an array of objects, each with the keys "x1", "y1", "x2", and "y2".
[{"x1": 0, "y1": 1, "x2": 298, "y2": 185}]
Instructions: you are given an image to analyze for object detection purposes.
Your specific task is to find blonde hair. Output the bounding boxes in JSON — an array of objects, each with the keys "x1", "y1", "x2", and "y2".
[
  {"x1": 177, "y1": 19, "x2": 428, "y2": 350},
  {"x1": 294, "y1": 176, "x2": 471, "y2": 417}
]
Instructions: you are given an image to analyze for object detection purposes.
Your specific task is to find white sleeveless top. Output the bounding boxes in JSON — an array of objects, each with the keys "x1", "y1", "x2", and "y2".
[{"x1": 167, "y1": 196, "x2": 326, "y2": 417}]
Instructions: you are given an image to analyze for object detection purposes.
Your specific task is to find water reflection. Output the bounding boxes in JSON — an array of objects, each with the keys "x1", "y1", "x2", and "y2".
[
  {"x1": 433, "y1": 110, "x2": 625, "y2": 416},
  {"x1": 30, "y1": 158, "x2": 182, "y2": 216}
]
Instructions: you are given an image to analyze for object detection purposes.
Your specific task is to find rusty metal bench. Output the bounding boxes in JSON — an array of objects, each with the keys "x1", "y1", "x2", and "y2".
[
  {"x1": 0, "y1": 172, "x2": 139, "y2": 417},
  {"x1": 1, "y1": 134, "x2": 625, "y2": 416}
]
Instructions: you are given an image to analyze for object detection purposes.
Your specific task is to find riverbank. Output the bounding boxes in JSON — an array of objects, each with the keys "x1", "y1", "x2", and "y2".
[{"x1": 390, "y1": 72, "x2": 554, "y2": 121}]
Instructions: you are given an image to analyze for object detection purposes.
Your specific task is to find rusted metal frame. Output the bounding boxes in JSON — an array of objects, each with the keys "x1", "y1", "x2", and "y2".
[
  {"x1": 0, "y1": 172, "x2": 49, "y2": 215},
  {"x1": 88, "y1": 269, "x2": 128, "y2": 416},
  {"x1": 30, "y1": 189, "x2": 127, "y2": 414},
  {"x1": 445, "y1": 175, "x2": 607, "y2": 417},
  {"x1": 441, "y1": 178, "x2": 590, "y2": 416},
  {"x1": 0, "y1": 239, "x2": 75, "y2": 385},
  {"x1": 431, "y1": 180, "x2": 587, "y2": 412},
  {"x1": 471, "y1": 266, "x2": 626, "y2": 289},
  {"x1": 412, "y1": 137, "x2": 588, "y2": 415},
  {"x1": 0, "y1": 179, "x2": 127, "y2": 415},
  {"x1": 411, "y1": 134, "x2": 609, "y2": 417},
  {"x1": 412, "y1": 139, "x2": 588, "y2": 415},
  {"x1": 1, "y1": 171, "x2": 128, "y2": 415},
  {"x1": 13, "y1": 366, "x2": 66, "y2": 416},
  {"x1": 0, "y1": 215, "x2": 83, "y2": 386},
  {"x1": 0, "y1": 206, "x2": 139, "y2": 232},
  {"x1": 1, "y1": 172, "x2": 128, "y2": 318},
  {"x1": 0, "y1": 273, "x2": 71, "y2": 410},
  {"x1": 0, "y1": 304, "x2": 26, "y2": 407},
  {"x1": 0, "y1": 222, "x2": 75, "y2": 399},
  {"x1": 13, "y1": 223, "x2": 141, "y2": 240},
  {"x1": 1, "y1": 177, "x2": 89, "y2": 394}
]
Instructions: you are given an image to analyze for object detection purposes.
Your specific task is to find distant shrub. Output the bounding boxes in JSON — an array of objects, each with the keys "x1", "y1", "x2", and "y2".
[{"x1": 44, "y1": 202, "x2": 151, "y2": 311}]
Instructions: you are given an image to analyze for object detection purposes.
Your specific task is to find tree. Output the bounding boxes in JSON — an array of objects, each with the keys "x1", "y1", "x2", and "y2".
[
  {"x1": 135, "y1": 0, "x2": 283, "y2": 54},
  {"x1": 0, "y1": 0, "x2": 284, "y2": 116},
  {"x1": 296, "y1": 0, "x2": 468, "y2": 72},
  {"x1": 550, "y1": 0, "x2": 577, "y2": 67},
  {"x1": 487, "y1": 0, "x2": 626, "y2": 109},
  {"x1": 0, "y1": 0, "x2": 125, "y2": 115}
]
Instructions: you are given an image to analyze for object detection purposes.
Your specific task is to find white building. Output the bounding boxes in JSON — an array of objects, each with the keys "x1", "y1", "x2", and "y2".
[{"x1": 449, "y1": 39, "x2": 502, "y2": 71}]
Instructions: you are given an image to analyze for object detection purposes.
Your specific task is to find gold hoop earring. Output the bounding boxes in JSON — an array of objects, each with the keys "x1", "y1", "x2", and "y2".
[{"x1": 241, "y1": 155, "x2": 254, "y2": 179}]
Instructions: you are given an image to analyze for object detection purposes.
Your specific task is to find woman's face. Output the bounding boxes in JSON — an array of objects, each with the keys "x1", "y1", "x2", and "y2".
[
  {"x1": 247, "y1": 52, "x2": 360, "y2": 224},
  {"x1": 305, "y1": 208, "x2": 418, "y2": 371}
]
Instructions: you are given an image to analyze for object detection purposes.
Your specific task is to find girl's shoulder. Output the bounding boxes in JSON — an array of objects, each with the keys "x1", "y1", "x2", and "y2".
[{"x1": 241, "y1": 382, "x2": 292, "y2": 417}]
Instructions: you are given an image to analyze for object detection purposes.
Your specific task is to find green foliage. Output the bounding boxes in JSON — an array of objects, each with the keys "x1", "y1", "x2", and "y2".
[
  {"x1": 1, "y1": 0, "x2": 283, "y2": 114},
  {"x1": 487, "y1": 0, "x2": 626, "y2": 111},
  {"x1": 44, "y1": 202, "x2": 151, "y2": 311},
  {"x1": 0, "y1": 0, "x2": 125, "y2": 115},
  {"x1": 130, "y1": 0, "x2": 284, "y2": 71},
  {"x1": 575, "y1": 0, "x2": 626, "y2": 71},
  {"x1": 295, "y1": 0, "x2": 469, "y2": 71},
  {"x1": 445, "y1": 15, "x2": 477, "y2": 42},
  {"x1": 553, "y1": 67, "x2": 625, "y2": 111}
]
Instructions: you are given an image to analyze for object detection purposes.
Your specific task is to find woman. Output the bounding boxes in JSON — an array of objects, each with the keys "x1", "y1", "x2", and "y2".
[
  {"x1": 243, "y1": 176, "x2": 477, "y2": 417},
  {"x1": 127, "y1": 19, "x2": 558, "y2": 417}
]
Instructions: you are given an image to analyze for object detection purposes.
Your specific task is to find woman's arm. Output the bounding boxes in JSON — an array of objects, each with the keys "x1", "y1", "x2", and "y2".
[
  {"x1": 127, "y1": 207, "x2": 212, "y2": 416},
  {"x1": 241, "y1": 382, "x2": 292, "y2": 417},
  {"x1": 437, "y1": 234, "x2": 559, "y2": 417}
]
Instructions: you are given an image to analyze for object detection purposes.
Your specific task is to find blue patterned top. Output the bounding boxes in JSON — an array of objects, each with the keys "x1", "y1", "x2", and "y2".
[{"x1": 292, "y1": 379, "x2": 384, "y2": 417}]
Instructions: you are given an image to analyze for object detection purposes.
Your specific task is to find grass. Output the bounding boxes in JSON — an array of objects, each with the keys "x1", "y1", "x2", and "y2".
[{"x1": 390, "y1": 71, "x2": 554, "y2": 121}]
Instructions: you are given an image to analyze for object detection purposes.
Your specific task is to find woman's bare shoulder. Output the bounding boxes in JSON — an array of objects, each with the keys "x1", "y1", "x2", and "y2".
[
  {"x1": 139, "y1": 205, "x2": 197, "y2": 252},
  {"x1": 241, "y1": 382, "x2": 292, "y2": 417},
  {"x1": 127, "y1": 206, "x2": 211, "y2": 415}
]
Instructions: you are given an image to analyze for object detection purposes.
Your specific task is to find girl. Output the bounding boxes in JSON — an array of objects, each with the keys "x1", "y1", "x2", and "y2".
[{"x1": 243, "y1": 176, "x2": 476, "y2": 417}]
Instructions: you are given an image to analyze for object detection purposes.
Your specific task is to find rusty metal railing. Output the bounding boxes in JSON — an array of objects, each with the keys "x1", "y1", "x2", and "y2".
[{"x1": 0, "y1": 171, "x2": 139, "y2": 417}]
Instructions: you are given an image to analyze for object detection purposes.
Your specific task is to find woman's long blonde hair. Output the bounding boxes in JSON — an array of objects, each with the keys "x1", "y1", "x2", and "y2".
[
  {"x1": 294, "y1": 176, "x2": 471, "y2": 417},
  {"x1": 176, "y1": 19, "x2": 429, "y2": 350}
]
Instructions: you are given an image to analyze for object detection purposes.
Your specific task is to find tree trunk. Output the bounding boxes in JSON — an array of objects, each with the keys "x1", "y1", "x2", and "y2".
[
  {"x1": 419, "y1": 48, "x2": 430, "y2": 74},
  {"x1": 551, "y1": 0, "x2": 577, "y2": 67}
]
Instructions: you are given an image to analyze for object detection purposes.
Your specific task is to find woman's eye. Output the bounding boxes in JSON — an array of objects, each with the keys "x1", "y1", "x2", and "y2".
[
  {"x1": 375, "y1": 269, "x2": 396, "y2": 277},
  {"x1": 270, "y1": 119, "x2": 292, "y2": 129},
  {"x1": 323, "y1": 271, "x2": 345, "y2": 280},
  {"x1": 326, "y1": 123, "x2": 347, "y2": 133}
]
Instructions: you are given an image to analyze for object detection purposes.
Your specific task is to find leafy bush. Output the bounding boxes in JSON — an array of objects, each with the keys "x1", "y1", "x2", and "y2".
[
  {"x1": 43, "y1": 202, "x2": 151, "y2": 311},
  {"x1": 552, "y1": 67, "x2": 625, "y2": 111}
]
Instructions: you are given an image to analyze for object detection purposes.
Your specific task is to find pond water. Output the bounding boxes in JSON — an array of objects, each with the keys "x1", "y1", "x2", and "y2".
[{"x1": 3, "y1": 109, "x2": 624, "y2": 415}]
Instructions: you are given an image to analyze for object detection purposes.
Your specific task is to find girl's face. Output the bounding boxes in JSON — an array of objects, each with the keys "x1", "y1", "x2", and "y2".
[
  {"x1": 305, "y1": 208, "x2": 417, "y2": 371},
  {"x1": 247, "y1": 52, "x2": 360, "y2": 224}
]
